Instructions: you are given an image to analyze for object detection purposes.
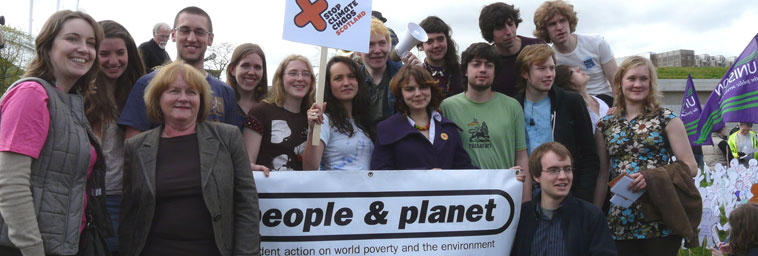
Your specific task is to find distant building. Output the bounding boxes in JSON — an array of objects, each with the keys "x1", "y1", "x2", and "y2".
[
  {"x1": 695, "y1": 54, "x2": 734, "y2": 67},
  {"x1": 651, "y1": 49, "x2": 695, "y2": 67},
  {"x1": 617, "y1": 49, "x2": 736, "y2": 68}
]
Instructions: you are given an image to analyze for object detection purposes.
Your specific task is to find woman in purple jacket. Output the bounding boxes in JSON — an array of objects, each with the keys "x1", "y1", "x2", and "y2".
[{"x1": 370, "y1": 65, "x2": 476, "y2": 170}]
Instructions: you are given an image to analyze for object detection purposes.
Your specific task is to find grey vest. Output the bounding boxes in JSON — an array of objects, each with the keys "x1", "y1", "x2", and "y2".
[{"x1": 0, "y1": 78, "x2": 110, "y2": 255}]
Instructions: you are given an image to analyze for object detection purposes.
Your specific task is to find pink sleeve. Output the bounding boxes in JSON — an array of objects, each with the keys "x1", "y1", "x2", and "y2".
[{"x1": 0, "y1": 81, "x2": 50, "y2": 158}]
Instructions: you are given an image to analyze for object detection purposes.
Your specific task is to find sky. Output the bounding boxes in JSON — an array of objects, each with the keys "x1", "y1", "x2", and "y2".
[{"x1": 3, "y1": 0, "x2": 758, "y2": 81}]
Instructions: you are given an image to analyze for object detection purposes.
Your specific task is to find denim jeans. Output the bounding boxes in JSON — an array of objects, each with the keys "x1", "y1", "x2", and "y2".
[{"x1": 106, "y1": 195, "x2": 120, "y2": 254}]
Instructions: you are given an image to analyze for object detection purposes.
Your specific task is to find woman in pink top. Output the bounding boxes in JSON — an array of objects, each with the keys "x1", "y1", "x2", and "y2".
[{"x1": 0, "y1": 10, "x2": 112, "y2": 255}]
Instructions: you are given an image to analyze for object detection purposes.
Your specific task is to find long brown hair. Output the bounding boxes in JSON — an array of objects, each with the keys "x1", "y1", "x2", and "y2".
[
  {"x1": 323, "y1": 56, "x2": 371, "y2": 138},
  {"x1": 24, "y1": 10, "x2": 103, "y2": 93},
  {"x1": 84, "y1": 20, "x2": 146, "y2": 131},
  {"x1": 728, "y1": 203, "x2": 758, "y2": 256},
  {"x1": 226, "y1": 43, "x2": 268, "y2": 103}
]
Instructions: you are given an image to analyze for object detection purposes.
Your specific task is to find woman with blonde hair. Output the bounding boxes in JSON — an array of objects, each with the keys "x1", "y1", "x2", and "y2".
[
  {"x1": 244, "y1": 55, "x2": 315, "y2": 174},
  {"x1": 120, "y1": 61, "x2": 259, "y2": 256},
  {"x1": 593, "y1": 56, "x2": 697, "y2": 255}
]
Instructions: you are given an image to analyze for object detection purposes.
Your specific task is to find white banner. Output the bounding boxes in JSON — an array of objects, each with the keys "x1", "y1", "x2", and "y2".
[
  {"x1": 283, "y1": 0, "x2": 372, "y2": 53},
  {"x1": 254, "y1": 169, "x2": 522, "y2": 256}
]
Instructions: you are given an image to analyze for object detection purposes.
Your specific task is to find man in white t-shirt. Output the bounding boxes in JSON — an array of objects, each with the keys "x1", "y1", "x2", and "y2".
[{"x1": 533, "y1": 0, "x2": 618, "y2": 106}]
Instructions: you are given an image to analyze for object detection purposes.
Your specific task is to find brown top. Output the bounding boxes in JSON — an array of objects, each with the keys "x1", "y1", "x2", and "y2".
[{"x1": 245, "y1": 102, "x2": 308, "y2": 171}]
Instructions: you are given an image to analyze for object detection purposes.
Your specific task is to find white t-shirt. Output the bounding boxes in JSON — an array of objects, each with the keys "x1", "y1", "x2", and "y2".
[
  {"x1": 588, "y1": 95, "x2": 610, "y2": 134},
  {"x1": 319, "y1": 114, "x2": 374, "y2": 170},
  {"x1": 554, "y1": 34, "x2": 615, "y2": 96}
]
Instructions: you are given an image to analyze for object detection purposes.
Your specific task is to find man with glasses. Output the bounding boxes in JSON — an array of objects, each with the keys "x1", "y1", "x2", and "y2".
[
  {"x1": 139, "y1": 22, "x2": 171, "y2": 71},
  {"x1": 120, "y1": 6, "x2": 238, "y2": 139},
  {"x1": 513, "y1": 44, "x2": 597, "y2": 202},
  {"x1": 511, "y1": 142, "x2": 616, "y2": 256}
]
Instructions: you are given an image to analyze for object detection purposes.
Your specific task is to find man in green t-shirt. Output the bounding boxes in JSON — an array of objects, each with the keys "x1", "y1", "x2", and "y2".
[{"x1": 440, "y1": 43, "x2": 531, "y2": 201}]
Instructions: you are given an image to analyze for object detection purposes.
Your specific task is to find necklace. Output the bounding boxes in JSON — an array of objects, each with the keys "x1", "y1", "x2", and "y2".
[{"x1": 414, "y1": 122, "x2": 431, "y2": 131}]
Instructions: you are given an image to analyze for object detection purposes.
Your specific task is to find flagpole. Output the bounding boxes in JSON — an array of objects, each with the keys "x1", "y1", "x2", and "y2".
[{"x1": 311, "y1": 46, "x2": 328, "y2": 146}]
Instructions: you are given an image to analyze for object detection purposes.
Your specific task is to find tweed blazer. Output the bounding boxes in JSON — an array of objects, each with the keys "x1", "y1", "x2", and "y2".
[{"x1": 120, "y1": 121, "x2": 260, "y2": 256}]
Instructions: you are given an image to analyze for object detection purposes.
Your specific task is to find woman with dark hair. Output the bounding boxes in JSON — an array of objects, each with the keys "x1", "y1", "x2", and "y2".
[
  {"x1": 554, "y1": 64, "x2": 608, "y2": 134},
  {"x1": 593, "y1": 56, "x2": 697, "y2": 256},
  {"x1": 370, "y1": 65, "x2": 476, "y2": 170},
  {"x1": 418, "y1": 16, "x2": 464, "y2": 98},
  {"x1": 302, "y1": 56, "x2": 374, "y2": 170},
  {"x1": 0, "y1": 10, "x2": 112, "y2": 255},
  {"x1": 243, "y1": 55, "x2": 315, "y2": 174},
  {"x1": 226, "y1": 43, "x2": 268, "y2": 126},
  {"x1": 712, "y1": 203, "x2": 758, "y2": 256},
  {"x1": 83, "y1": 19, "x2": 146, "y2": 255}
]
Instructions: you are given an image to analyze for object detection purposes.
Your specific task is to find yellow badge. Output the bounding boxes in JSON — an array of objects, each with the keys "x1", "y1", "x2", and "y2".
[{"x1": 440, "y1": 133, "x2": 449, "y2": 140}]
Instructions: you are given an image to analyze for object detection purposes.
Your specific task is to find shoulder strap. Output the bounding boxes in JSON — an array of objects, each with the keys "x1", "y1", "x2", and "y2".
[{"x1": 0, "y1": 77, "x2": 53, "y2": 103}]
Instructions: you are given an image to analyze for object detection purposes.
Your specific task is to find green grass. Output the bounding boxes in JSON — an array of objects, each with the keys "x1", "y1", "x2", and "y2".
[{"x1": 657, "y1": 67, "x2": 729, "y2": 79}]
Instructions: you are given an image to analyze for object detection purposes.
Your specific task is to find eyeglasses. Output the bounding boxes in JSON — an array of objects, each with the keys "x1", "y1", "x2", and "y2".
[
  {"x1": 542, "y1": 166, "x2": 574, "y2": 176},
  {"x1": 175, "y1": 27, "x2": 210, "y2": 37},
  {"x1": 285, "y1": 71, "x2": 312, "y2": 78}
]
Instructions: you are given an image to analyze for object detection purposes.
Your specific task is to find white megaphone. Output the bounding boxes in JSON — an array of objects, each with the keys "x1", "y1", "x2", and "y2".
[{"x1": 395, "y1": 22, "x2": 428, "y2": 59}]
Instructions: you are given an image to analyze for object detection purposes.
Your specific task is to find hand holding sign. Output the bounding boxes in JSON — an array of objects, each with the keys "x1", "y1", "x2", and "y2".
[{"x1": 284, "y1": 0, "x2": 373, "y2": 145}]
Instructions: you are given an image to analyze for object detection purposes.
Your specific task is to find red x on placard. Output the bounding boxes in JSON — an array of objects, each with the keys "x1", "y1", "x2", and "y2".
[{"x1": 294, "y1": 0, "x2": 328, "y2": 31}]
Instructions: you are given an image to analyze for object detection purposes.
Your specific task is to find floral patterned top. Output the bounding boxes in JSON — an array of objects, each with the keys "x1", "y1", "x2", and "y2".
[{"x1": 598, "y1": 108, "x2": 676, "y2": 240}]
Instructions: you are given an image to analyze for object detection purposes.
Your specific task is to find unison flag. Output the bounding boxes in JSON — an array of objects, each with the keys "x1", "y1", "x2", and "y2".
[
  {"x1": 680, "y1": 74, "x2": 703, "y2": 144},
  {"x1": 694, "y1": 32, "x2": 758, "y2": 145}
]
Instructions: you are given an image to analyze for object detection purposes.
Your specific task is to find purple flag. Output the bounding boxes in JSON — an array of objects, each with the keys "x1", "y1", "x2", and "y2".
[
  {"x1": 694, "y1": 32, "x2": 758, "y2": 145},
  {"x1": 680, "y1": 74, "x2": 703, "y2": 145}
]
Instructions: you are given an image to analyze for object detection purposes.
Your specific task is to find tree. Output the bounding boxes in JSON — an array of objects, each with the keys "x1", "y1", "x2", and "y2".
[
  {"x1": 204, "y1": 42, "x2": 234, "y2": 80},
  {"x1": 0, "y1": 26, "x2": 34, "y2": 92}
]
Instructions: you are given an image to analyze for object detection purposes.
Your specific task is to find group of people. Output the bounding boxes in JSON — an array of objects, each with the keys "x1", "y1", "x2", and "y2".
[{"x1": 0, "y1": 1, "x2": 756, "y2": 256}]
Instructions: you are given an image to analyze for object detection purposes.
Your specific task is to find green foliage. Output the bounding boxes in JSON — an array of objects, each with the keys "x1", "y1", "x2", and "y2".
[
  {"x1": 0, "y1": 58, "x2": 23, "y2": 93},
  {"x1": 1, "y1": 25, "x2": 35, "y2": 93},
  {"x1": 657, "y1": 67, "x2": 729, "y2": 79}
]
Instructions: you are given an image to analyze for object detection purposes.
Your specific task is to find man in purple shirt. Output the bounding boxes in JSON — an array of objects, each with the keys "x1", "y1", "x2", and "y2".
[{"x1": 479, "y1": 2, "x2": 545, "y2": 97}]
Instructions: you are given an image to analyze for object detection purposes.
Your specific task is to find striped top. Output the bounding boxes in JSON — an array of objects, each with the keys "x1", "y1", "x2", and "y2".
[{"x1": 531, "y1": 205, "x2": 567, "y2": 256}]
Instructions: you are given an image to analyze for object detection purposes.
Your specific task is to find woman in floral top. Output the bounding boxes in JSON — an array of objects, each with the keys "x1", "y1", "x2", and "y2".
[{"x1": 592, "y1": 56, "x2": 697, "y2": 256}]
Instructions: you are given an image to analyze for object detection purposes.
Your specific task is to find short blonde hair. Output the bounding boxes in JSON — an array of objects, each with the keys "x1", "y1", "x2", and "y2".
[
  {"x1": 370, "y1": 18, "x2": 391, "y2": 44},
  {"x1": 514, "y1": 44, "x2": 556, "y2": 91},
  {"x1": 144, "y1": 61, "x2": 212, "y2": 123},
  {"x1": 263, "y1": 55, "x2": 315, "y2": 113},
  {"x1": 612, "y1": 56, "x2": 662, "y2": 117}
]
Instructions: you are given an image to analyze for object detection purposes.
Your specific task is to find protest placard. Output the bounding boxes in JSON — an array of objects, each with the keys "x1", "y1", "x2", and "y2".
[
  {"x1": 283, "y1": 0, "x2": 372, "y2": 53},
  {"x1": 254, "y1": 169, "x2": 522, "y2": 256},
  {"x1": 282, "y1": 0, "x2": 373, "y2": 145}
]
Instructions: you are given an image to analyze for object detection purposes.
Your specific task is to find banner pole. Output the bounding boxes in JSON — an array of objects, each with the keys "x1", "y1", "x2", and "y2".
[{"x1": 311, "y1": 46, "x2": 328, "y2": 146}]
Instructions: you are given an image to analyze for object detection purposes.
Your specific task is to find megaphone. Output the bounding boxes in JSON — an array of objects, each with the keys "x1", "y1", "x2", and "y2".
[{"x1": 395, "y1": 22, "x2": 428, "y2": 59}]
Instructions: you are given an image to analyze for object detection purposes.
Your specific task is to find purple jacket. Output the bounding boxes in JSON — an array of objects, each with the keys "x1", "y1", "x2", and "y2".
[{"x1": 370, "y1": 113, "x2": 478, "y2": 170}]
